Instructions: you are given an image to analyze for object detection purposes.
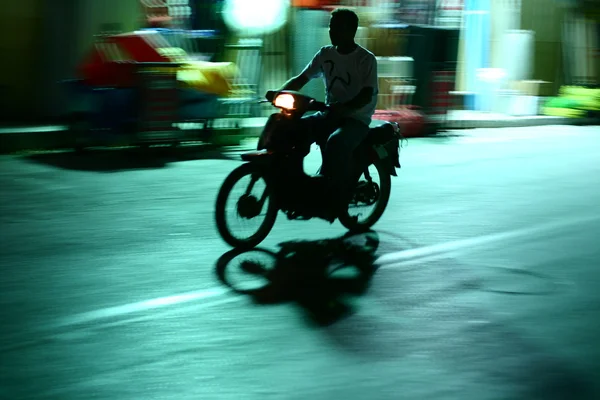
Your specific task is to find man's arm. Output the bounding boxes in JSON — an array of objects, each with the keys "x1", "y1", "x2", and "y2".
[
  {"x1": 266, "y1": 73, "x2": 309, "y2": 101},
  {"x1": 279, "y1": 74, "x2": 310, "y2": 92}
]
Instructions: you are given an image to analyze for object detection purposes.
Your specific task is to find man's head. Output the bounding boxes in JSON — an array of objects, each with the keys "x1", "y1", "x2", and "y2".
[{"x1": 329, "y1": 8, "x2": 359, "y2": 47}]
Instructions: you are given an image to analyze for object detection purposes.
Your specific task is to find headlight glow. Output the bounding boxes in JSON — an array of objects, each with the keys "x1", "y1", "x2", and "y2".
[{"x1": 274, "y1": 94, "x2": 295, "y2": 110}]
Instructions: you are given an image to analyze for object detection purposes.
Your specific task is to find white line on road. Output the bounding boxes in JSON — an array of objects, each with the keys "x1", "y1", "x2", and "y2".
[
  {"x1": 375, "y1": 215, "x2": 599, "y2": 266},
  {"x1": 52, "y1": 289, "x2": 229, "y2": 329},
  {"x1": 51, "y1": 215, "x2": 599, "y2": 330}
]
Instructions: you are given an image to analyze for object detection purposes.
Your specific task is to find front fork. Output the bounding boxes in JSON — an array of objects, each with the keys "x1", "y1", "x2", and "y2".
[
  {"x1": 244, "y1": 166, "x2": 271, "y2": 209},
  {"x1": 363, "y1": 166, "x2": 373, "y2": 182}
]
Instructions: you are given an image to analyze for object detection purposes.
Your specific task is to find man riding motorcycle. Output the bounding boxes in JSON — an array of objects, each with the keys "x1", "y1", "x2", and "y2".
[{"x1": 267, "y1": 8, "x2": 378, "y2": 222}]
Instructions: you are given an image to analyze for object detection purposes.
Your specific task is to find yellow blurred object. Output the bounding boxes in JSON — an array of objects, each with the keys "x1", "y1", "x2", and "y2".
[
  {"x1": 542, "y1": 107, "x2": 586, "y2": 118},
  {"x1": 177, "y1": 61, "x2": 240, "y2": 97},
  {"x1": 559, "y1": 86, "x2": 600, "y2": 110},
  {"x1": 130, "y1": 43, "x2": 240, "y2": 97}
]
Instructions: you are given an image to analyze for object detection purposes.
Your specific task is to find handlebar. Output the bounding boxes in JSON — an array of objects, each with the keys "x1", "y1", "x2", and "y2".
[{"x1": 309, "y1": 99, "x2": 328, "y2": 112}]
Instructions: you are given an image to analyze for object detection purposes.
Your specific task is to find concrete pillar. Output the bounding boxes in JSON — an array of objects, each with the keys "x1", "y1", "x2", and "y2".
[
  {"x1": 0, "y1": 0, "x2": 44, "y2": 122},
  {"x1": 36, "y1": 0, "x2": 144, "y2": 120},
  {"x1": 38, "y1": 0, "x2": 82, "y2": 120}
]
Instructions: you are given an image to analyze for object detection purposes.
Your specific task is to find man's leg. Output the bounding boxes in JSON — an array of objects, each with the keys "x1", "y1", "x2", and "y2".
[
  {"x1": 320, "y1": 118, "x2": 370, "y2": 213},
  {"x1": 300, "y1": 112, "x2": 341, "y2": 147},
  {"x1": 286, "y1": 112, "x2": 338, "y2": 215},
  {"x1": 296, "y1": 112, "x2": 341, "y2": 172}
]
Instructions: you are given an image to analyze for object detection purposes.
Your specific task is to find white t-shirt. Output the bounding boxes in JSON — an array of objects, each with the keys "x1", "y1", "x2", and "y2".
[{"x1": 301, "y1": 45, "x2": 378, "y2": 126}]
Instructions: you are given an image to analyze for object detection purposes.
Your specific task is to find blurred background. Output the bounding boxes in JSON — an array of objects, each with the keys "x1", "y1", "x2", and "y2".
[{"x1": 0, "y1": 0, "x2": 598, "y2": 134}]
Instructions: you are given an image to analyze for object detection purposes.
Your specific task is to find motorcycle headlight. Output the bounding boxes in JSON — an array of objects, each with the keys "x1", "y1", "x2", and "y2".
[{"x1": 273, "y1": 94, "x2": 295, "y2": 110}]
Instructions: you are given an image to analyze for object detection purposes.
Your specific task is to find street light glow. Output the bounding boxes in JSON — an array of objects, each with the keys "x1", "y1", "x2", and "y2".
[{"x1": 223, "y1": 0, "x2": 290, "y2": 36}]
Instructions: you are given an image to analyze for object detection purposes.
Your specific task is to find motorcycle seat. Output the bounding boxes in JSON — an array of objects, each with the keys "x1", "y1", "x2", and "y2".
[{"x1": 365, "y1": 122, "x2": 400, "y2": 147}]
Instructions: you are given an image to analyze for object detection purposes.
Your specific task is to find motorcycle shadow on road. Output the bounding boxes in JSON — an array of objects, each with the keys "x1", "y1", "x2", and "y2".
[
  {"x1": 24, "y1": 145, "x2": 235, "y2": 172},
  {"x1": 215, "y1": 231, "x2": 380, "y2": 326}
]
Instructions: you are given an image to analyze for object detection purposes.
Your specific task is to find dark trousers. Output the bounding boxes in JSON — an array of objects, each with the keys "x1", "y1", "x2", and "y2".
[{"x1": 299, "y1": 112, "x2": 370, "y2": 208}]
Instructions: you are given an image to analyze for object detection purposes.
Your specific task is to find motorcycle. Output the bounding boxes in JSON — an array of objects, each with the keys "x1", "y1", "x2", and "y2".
[{"x1": 215, "y1": 90, "x2": 402, "y2": 249}]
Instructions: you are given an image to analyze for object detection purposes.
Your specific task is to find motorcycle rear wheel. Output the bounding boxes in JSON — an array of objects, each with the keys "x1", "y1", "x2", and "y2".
[
  {"x1": 338, "y1": 159, "x2": 391, "y2": 232},
  {"x1": 215, "y1": 163, "x2": 278, "y2": 249}
]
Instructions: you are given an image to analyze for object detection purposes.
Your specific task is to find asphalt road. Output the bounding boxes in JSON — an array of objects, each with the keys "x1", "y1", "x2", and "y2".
[{"x1": 1, "y1": 125, "x2": 600, "y2": 400}]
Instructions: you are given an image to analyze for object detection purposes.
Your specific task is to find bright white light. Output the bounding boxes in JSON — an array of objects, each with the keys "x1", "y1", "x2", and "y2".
[{"x1": 223, "y1": 0, "x2": 290, "y2": 36}]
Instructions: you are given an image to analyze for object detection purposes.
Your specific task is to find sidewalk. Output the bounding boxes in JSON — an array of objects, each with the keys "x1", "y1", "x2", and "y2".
[
  {"x1": 440, "y1": 110, "x2": 598, "y2": 129},
  {"x1": 1, "y1": 112, "x2": 597, "y2": 154}
]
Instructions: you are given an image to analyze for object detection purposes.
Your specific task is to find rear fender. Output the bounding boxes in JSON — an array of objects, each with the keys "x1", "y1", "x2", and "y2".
[
  {"x1": 368, "y1": 123, "x2": 402, "y2": 176},
  {"x1": 371, "y1": 146, "x2": 398, "y2": 176}
]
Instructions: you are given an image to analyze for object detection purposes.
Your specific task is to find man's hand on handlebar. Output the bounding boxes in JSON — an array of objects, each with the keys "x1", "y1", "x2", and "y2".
[
  {"x1": 265, "y1": 90, "x2": 277, "y2": 102},
  {"x1": 309, "y1": 99, "x2": 328, "y2": 112}
]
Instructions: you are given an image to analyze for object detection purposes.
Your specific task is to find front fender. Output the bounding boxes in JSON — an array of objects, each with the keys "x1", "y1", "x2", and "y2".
[
  {"x1": 257, "y1": 113, "x2": 295, "y2": 150},
  {"x1": 241, "y1": 150, "x2": 275, "y2": 165}
]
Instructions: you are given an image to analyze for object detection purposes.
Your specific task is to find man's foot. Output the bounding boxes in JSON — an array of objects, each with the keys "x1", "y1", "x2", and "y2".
[
  {"x1": 313, "y1": 198, "x2": 337, "y2": 223},
  {"x1": 317, "y1": 197, "x2": 348, "y2": 223},
  {"x1": 316, "y1": 207, "x2": 336, "y2": 223}
]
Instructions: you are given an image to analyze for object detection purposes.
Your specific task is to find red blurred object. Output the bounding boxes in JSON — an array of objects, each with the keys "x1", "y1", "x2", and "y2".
[
  {"x1": 79, "y1": 49, "x2": 137, "y2": 88},
  {"x1": 138, "y1": 70, "x2": 180, "y2": 137},
  {"x1": 439, "y1": 0, "x2": 464, "y2": 11},
  {"x1": 79, "y1": 33, "x2": 171, "y2": 88},
  {"x1": 429, "y1": 70, "x2": 455, "y2": 116},
  {"x1": 292, "y1": 0, "x2": 342, "y2": 8},
  {"x1": 373, "y1": 106, "x2": 425, "y2": 138},
  {"x1": 112, "y1": 33, "x2": 170, "y2": 63}
]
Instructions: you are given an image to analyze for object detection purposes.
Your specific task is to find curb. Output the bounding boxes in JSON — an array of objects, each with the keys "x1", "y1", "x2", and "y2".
[
  {"x1": 444, "y1": 116, "x2": 598, "y2": 130},
  {"x1": 0, "y1": 118, "x2": 597, "y2": 154},
  {"x1": 0, "y1": 127, "x2": 73, "y2": 154},
  {"x1": 0, "y1": 126, "x2": 263, "y2": 154}
]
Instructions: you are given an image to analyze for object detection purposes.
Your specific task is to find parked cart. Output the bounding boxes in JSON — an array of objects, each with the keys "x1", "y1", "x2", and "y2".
[{"x1": 63, "y1": 29, "x2": 258, "y2": 151}]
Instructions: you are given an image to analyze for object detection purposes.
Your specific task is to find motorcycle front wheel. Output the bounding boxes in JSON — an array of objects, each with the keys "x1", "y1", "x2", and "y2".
[{"x1": 215, "y1": 163, "x2": 278, "y2": 249}]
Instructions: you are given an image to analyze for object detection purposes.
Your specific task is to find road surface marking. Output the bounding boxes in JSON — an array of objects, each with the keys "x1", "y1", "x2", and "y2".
[
  {"x1": 52, "y1": 289, "x2": 229, "y2": 329},
  {"x1": 376, "y1": 215, "x2": 599, "y2": 265},
  {"x1": 51, "y1": 214, "x2": 599, "y2": 329}
]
